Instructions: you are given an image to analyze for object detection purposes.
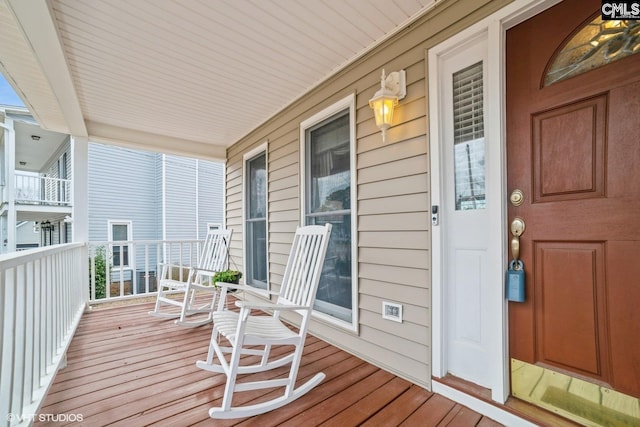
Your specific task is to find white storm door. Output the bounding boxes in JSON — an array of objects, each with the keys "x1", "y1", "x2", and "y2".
[{"x1": 441, "y1": 36, "x2": 492, "y2": 388}]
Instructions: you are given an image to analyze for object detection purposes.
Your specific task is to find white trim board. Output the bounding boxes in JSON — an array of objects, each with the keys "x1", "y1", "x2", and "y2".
[{"x1": 432, "y1": 382, "x2": 538, "y2": 427}]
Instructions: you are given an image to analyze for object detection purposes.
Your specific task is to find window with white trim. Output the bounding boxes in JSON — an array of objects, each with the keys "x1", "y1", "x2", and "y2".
[
  {"x1": 244, "y1": 147, "x2": 268, "y2": 290},
  {"x1": 301, "y1": 95, "x2": 356, "y2": 327},
  {"x1": 108, "y1": 220, "x2": 132, "y2": 268}
]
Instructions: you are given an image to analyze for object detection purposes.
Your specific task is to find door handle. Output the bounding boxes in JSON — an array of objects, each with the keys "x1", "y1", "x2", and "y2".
[
  {"x1": 511, "y1": 235, "x2": 520, "y2": 262},
  {"x1": 510, "y1": 217, "x2": 525, "y2": 262}
]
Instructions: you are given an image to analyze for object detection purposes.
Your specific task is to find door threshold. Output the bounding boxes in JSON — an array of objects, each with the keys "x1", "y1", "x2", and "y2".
[{"x1": 433, "y1": 375, "x2": 581, "y2": 427}]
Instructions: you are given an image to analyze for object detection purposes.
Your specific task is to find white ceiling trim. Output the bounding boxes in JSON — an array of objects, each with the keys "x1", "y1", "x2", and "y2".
[
  {"x1": 86, "y1": 120, "x2": 226, "y2": 162},
  {"x1": 7, "y1": 0, "x2": 86, "y2": 136},
  {"x1": 0, "y1": 1, "x2": 66, "y2": 133}
]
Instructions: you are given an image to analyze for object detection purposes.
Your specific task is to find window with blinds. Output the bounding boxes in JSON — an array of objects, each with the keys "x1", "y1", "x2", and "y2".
[
  {"x1": 452, "y1": 61, "x2": 486, "y2": 210},
  {"x1": 453, "y1": 61, "x2": 484, "y2": 143}
]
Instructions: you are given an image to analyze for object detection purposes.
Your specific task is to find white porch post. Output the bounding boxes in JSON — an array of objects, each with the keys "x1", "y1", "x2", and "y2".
[
  {"x1": 71, "y1": 136, "x2": 88, "y2": 243},
  {"x1": 3, "y1": 118, "x2": 17, "y2": 252},
  {"x1": 71, "y1": 136, "x2": 89, "y2": 303},
  {"x1": 162, "y1": 154, "x2": 167, "y2": 241}
]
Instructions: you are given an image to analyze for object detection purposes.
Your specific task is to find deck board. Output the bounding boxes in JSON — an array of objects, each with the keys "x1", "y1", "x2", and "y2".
[{"x1": 35, "y1": 299, "x2": 504, "y2": 426}]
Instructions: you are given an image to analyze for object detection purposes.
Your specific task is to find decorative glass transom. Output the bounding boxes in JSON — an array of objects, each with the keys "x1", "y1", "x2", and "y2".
[{"x1": 545, "y1": 18, "x2": 640, "y2": 86}]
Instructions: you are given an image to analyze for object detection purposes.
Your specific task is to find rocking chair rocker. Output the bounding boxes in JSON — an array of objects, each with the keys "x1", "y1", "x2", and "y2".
[
  {"x1": 149, "y1": 228, "x2": 232, "y2": 327},
  {"x1": 196, "y1": 223, "x2": 332, "y2": 419}
]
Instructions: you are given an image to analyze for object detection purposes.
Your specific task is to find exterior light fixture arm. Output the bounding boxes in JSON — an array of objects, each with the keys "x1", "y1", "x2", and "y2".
[
  {"x1": 368, "y1": 69, "x2": 407, "y2": 143},
  {"x1": 381, "y1": 69, "x2": 406, "y2": 100}
]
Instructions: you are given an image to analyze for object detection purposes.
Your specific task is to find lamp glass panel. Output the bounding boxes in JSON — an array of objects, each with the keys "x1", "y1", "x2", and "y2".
[{"x1": 371, "y1": 97, "x2": 396, "y2": 128}]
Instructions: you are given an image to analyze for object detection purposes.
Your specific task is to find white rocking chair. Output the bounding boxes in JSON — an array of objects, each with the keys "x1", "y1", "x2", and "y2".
[
  {"x1": 196, "y1": 223, "x2": 332, "y2": 419},
  {"x1": 149, "y1": 228, "x2": 232, "y2": 327}
]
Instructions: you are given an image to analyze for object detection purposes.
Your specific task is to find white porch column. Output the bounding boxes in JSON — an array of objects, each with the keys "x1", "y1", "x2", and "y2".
[
  {"x1": 71, "y1": 136, "x2": 88, "y2": 243},
  {"x1": 3, "y1": 118, "x2": 17, "y2": 252},
  {"x1": 71, "y1": 136, "x2": 89, "y2": 304}
]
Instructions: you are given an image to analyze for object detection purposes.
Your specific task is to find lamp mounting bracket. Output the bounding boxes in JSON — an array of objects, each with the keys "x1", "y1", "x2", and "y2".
[{"x1": 382, "y1": 69, "x2": 406, "y2": 100}]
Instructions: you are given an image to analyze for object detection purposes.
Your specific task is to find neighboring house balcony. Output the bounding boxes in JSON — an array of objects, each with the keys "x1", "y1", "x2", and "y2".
[
  {"x1": 1, "y1": 107, "x2": 73, "y2": 252},
  {"x1": 4, "y1": 171, "x2": 72, "y2": 219},
  {"x1": 0, "y1": 169, "x2": 74, "y2": 252},
  {"x1": 13, "y1": 172, "x2": 71, "y2": 207}
]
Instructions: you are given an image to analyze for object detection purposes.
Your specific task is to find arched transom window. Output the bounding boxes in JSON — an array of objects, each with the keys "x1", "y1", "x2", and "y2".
[{"x1": 545, "y1": 18, "x2": 640, "y2": 86}]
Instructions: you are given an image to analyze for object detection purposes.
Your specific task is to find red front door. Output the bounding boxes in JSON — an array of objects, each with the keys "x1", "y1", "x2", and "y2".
[{"x1": 506, "y1": 0, "x2": 640, "y2": 401}]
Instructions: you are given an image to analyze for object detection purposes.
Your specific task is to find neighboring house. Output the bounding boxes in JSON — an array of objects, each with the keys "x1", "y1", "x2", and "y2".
[
  {"x1": 87, "y1": 142, "x2": 224, "y2": 290},
  {"x1": 0, "y1": 106, "x2": 73, "y2": 253},
  {"x1": 15, "y1": 221, "x2": 39, "y2": 250},
  {"x1": 88, "y1": 142, "x2": 224, "y2": 242},
  {"x1": 0, "y1": 109, "x2": 224, "y2": 255},
  {"x1": 1, "y1": 1, "x2": 637, "y2": 426}
]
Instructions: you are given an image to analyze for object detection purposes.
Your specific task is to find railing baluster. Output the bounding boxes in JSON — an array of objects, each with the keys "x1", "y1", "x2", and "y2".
[
  {"x1": 23, "y1": 262, "x2": 34, "y2": 413},
  {"x1": 144, "y1": 245, "x2": 150, "y2": 294},
  {"x1": 0, "y1": 268, "x2": 10, "y2": 422},
  {"x1": 33, "y1": 258, "x2": 42, "y2": 394}
]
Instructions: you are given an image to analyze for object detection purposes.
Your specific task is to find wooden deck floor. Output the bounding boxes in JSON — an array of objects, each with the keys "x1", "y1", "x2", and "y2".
[{"x1": 37, "y1": 299, "x2": 503, "y2": 426}]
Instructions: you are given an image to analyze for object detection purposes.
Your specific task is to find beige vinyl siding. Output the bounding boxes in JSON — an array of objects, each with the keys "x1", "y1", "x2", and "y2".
[{"x1": 224, "y1": 0, "x2": 510, "y2": 389}]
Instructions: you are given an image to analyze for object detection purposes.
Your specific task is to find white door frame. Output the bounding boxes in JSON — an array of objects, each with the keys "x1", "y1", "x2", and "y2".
[{"x1": 428, "y1": 0, "x2": 562, "y2": 404}]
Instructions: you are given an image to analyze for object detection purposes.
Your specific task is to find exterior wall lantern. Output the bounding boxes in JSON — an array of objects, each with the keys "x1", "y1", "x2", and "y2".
[{"x1": 368, "y1": 69, "x2": 406, "y2": 143}]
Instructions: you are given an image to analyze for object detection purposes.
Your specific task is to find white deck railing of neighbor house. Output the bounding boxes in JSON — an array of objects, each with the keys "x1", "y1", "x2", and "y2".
[
  {"x1": 0, "y1": 243, "x2": 86, "y2": 427},
  {"x1": 88, "y1": 239, "x2": 206, "y2": 304},
  {"x1": 14, "y1": 173, "x2": 71, "y2": 206}
]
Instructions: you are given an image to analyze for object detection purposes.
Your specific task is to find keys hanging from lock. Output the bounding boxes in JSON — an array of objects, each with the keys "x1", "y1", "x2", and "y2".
[{"x1": 506, "y1": 260, "x2": 525, "y2": 302}]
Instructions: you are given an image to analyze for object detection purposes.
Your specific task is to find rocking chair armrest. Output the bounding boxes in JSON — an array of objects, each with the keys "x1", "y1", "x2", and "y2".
[
  {"x1": 191, "y1": 266, "x2": 220, "y2": 275},
  {"x1": 215, "y1": 282, "x2": 251, "y2": 292},
  {"x1": 215, "y1": 283, "x2": 280, "y2": 295},
  {"x1": 234, "y1": 300, "x2": 310, "y2": 312}
]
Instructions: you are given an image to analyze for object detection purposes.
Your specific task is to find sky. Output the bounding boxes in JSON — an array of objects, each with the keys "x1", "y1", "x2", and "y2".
[{"x1": 0, "y1": 74, "x2": 25, "y2": 107}]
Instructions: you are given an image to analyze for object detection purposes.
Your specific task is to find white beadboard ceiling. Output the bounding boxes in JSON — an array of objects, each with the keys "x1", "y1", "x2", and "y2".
[{"x1": 0, "y1": 0, "x2": 435, "y2": 161}]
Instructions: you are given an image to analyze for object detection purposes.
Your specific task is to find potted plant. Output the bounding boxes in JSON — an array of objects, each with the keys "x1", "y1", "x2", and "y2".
[{"x1": 212, "y1": 270, "x2": 242, "y2": 292}]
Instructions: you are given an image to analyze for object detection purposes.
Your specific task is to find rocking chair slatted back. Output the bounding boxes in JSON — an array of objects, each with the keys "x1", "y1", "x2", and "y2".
[
  {"x1": 279, "y1": 226, "x2": 328, "y2": 309},
  {"x1": 199, "y1": 230, "x2": 231, "y2": 274}
]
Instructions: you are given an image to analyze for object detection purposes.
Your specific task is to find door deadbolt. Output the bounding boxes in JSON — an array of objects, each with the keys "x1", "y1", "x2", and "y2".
[
  {"x1": 510, "y1": 217, "x2": 525, "y2": 237},
  {"x1": 510, "y1": 189, "x2": 524, "y2": 207}
]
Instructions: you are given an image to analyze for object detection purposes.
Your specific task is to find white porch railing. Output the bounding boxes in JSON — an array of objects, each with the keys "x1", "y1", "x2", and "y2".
[
  {"x1": 0, "y1": 243, "x2": 87, "y2": 427},
  {"x1": 88, "y1": 239, "x2": 206, "y2": 304},
  {"x1": 14, "y1": 173, "x2": 71, "y2": 206}
]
